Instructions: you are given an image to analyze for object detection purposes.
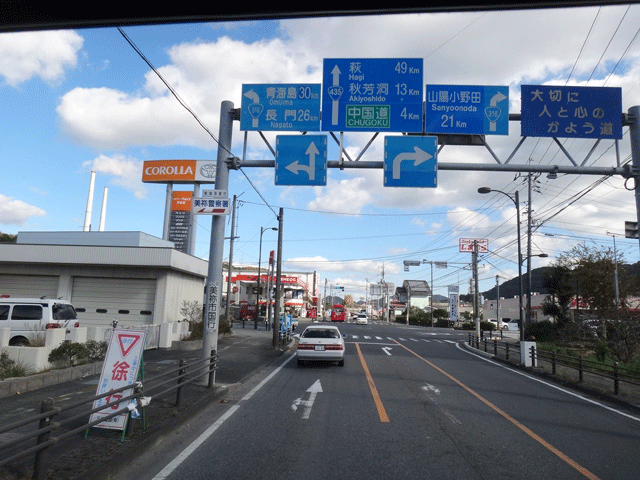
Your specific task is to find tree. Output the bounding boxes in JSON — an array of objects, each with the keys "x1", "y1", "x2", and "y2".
[
  {"x1": 558, "y1": 244, "x2": 626, "y2": 318},
  {"x1": 343, "y1": 294, "x2": 355, "y2": 308},
  {"x1": 541, "y1": 264, "x2": 573, "y2": 328}
]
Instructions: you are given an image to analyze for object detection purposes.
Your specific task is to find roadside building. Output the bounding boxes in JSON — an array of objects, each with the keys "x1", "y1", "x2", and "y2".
[
  {"x1": 224, "y1": 266, "x2": 318, "y2": 318},
  {"x1": 0, "y1": 231, "x2": 207, "y2": 346}
]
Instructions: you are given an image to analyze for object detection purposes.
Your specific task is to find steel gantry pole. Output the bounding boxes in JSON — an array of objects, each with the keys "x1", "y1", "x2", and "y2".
[
  {"x1": 202, "y1": 100, "x2": 234, "y2": 384},
  {"x1": 629, "y1": 106, "x2": 640, "y2": 259}
]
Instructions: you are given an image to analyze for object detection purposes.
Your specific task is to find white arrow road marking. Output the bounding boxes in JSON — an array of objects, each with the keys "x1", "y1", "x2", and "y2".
[
  {"x1": 421, "y1": 384, "x2": 461, "y2": 425},
  {"x1": 392, "y1": 146, "x2": 433, "y2": 179},
  {"x1": 291, "y1": 379, "x2": 323, "y2": 420},
  {"x1": 285, "y1": 141, "x2": 319, "y2": 180},
  {"x1": 382, "y1": 347, "x2": 393, "y2": 356},
  {"x1": 422, "y1": 384, "x2": 440, "y2": 395}
]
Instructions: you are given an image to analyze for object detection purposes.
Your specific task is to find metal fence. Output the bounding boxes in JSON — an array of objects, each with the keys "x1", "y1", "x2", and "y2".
[{"x1": 0, "y1": 349, "x2": 218, "y2": 480}]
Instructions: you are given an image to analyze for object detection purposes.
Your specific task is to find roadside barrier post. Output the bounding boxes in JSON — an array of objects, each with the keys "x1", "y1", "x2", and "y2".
[
  {"x1": 176, "y1": 359, "x2": 186, "y2": 407},
  {"x1": 34, "y1": 397, "x2": 55, "y2": 480},
  {"x1": 208, "y1": 349, "x2": 217, "y2": 388},
  {"x1": 579, "y1": 356, "x2": 584, "y2": 383}
]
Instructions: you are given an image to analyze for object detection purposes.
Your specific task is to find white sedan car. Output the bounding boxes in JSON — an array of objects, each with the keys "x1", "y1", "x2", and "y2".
[
  {"x1": 296, "y1": 325, "x2": 345, "y2": 367},
  {"x1": 356, "y1": 313, "x2": 368, "y2": 325}
]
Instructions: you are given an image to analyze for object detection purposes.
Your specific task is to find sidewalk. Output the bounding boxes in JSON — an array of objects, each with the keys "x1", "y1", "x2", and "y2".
[{"x1": 0, "y1": 322, "x2": 292, "y2": 480}]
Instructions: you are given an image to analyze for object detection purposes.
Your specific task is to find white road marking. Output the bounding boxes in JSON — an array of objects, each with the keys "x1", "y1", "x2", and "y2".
[
  {"x1": 152, "y1": 354, "x2": 296, "y2": 479},
  {"x1": 456, "y1": 343, "x2": 640, "y2": 423},
  {"x1": 382, "y1": 347, "x2": 393, "y2": 356},
  {"x1": 291, "y1": 379, "x2": 323, "y2": 420}
]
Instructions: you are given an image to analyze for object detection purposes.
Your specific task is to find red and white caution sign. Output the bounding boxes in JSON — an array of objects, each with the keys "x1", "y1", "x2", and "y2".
[{"x1": 90, "y1": 329, "x2": 146, "y2": 430}]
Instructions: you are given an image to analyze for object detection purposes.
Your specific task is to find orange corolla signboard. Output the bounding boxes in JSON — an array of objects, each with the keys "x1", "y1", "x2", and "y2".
[{"x1": 142, "y1": 160, "x2": 217, "y2": 184}]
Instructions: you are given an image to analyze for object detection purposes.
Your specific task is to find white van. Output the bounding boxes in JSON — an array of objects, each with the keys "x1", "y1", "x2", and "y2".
[{"x1": 0, "y1": 297, "x2": 80, "y2": 346}]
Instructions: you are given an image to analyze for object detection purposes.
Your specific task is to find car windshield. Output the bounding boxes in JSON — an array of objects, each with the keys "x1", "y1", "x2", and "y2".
[
  {"x1": 303, "y1": 329, "x2": 340, "y2": 339},
  {"x1": 52, "y1": 303, "x2": 78, "y2": 320}
]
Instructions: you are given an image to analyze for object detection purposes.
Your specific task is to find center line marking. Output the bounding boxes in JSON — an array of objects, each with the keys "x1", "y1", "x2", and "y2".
[
  {"x1": 356, "y1": 343, "x2": 389, "y2": 423},
  {"x1": 393, "y1": 340, "x2": 600, "y2": 480}
]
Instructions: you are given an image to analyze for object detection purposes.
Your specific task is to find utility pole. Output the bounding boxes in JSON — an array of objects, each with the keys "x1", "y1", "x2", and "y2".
[
  {"x1": 224, "y1": 194, "x2": 238, "y2": 326},
  {"x1": 473, "y1": 240, "x2": 479, "y2": 337},
  {"x1": 272, "y1": 208, "x2": 284, "y2": 349},
  {"x1": 526, "y1": 171, "x2": 533, "y2": 330}
]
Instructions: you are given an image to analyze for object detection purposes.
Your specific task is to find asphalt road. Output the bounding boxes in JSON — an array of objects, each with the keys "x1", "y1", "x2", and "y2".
[{"x1": 116, "y1": 319, "x2": 640, "y2": 480}]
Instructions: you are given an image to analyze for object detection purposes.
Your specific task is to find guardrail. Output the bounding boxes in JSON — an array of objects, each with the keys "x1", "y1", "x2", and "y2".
[
  {"x1": 467, "y1": 332, "x2": 640, "y2": 397},
  {"x1": 468, "y1": 332, "x2": 521, "y2": 361},
  {"x1": 0, "y1": 349, "x2": 218, "y2": 480}
]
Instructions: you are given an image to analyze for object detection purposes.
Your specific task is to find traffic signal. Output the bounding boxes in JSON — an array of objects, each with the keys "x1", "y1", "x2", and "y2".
[{"x1": 625, "y1": 221, "x2": 638, "y2": 239}]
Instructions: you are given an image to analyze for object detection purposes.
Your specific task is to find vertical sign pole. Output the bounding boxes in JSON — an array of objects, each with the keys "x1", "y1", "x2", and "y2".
[
  {"x1": 628, "y1": 106, "x2": 640, "y2": 259},
  {"x1": 202, "y1": 100, "x2": 234, "y2": 384}
]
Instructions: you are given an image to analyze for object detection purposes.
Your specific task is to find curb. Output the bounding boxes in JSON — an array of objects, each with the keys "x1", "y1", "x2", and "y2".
[{"x1": 0, "y1": 361, "x2": 103, "y2": 399}]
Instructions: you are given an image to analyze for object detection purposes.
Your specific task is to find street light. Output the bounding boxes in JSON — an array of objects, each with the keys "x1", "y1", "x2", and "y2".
[
  {"x1": 523, "y1": 252, "x2": 548, "y2": 329},
  {"x1": 256, "y1": 226, "x2": 277, "y2": 330},
  {"x1": 478, "y1": 187, "x2": 525, "y2": 341}
]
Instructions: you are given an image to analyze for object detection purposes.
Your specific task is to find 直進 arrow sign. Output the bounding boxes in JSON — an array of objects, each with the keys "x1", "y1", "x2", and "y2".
[
  {"x1": 275, "y1": 135, "x2": 327, "y2": 186},
  {"x1": 285, "y1": 141, "x2": 319, "y2": 181}
]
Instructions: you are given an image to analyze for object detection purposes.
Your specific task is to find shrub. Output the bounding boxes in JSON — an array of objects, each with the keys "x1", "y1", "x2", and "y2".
[
  {"x1": 86, "y1": 340, "x2": 108, "y2": 362},
  {"x1": 47, "y1": 340, "x2": 106, "y2": 368},
  {"x1": 0, "y1": 352, "x2": 30, "y2": 379},
  {"x1": 524, "y1": 320, "x2": 558, "y2": 343},
  {"x1": 480, "y1": 321, "x2": 495, "y2": 331},
  {"x1": 219, "y1": 314, "x2": 231, "y2": 335}
]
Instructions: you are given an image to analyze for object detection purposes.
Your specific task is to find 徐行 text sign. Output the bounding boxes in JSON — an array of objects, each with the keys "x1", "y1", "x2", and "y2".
[{"x1": 90, "y1": 329, "x2": 146, "y2": 430}]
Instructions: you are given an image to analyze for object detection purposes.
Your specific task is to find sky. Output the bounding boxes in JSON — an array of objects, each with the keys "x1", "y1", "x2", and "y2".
[{"x1": 1, "y1": 6, "x2": 640, "y2": 304}]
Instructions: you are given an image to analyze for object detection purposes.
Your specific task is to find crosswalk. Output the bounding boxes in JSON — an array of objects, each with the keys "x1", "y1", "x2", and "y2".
[{"x1": 344, "y1": 334, "x2": 458, "y2": 344}]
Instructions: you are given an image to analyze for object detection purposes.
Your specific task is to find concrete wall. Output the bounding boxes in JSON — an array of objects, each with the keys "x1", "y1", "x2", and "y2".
[{"x1": 0, "y1": 322, "x2": 191, "y2": 373}]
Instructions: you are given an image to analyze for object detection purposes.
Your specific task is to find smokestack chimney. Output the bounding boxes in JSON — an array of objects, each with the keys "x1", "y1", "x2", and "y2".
[
  {"x1": 99, "y1": 186, "x2": 108, "y2": 231},
  {"x1": 83, "y1": 171, "x2": 95, "y2": 232}
]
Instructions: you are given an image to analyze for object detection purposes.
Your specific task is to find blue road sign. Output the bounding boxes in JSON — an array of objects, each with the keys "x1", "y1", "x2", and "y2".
[
  {"x1": 240, "y1": 84, "x2": 321, "y2": 131},
  {"x1": 521, "y1": 85, "x2": 622, "y2": 139},
  {"x1": 384, "y1": 136, "x2": 438, "y2": 188},
  {"x1": 426, "y1": 85, "x2": 509, "y2": 135},
  {"x1": 275, "y1": 135, "x2": 327, "y2": 186},
  {"x1": 321, "y1": 59, "x2": 423, "y2": 132}
]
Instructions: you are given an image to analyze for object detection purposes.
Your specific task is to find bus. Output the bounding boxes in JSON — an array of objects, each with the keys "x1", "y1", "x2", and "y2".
[{"x1": 330, "y1": 304, "x2": 346, "y2": 322}]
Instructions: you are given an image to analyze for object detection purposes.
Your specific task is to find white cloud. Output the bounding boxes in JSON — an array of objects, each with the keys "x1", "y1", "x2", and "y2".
[
  {"x1": 307, "y1": 176, "x2": 372, "y2": 214},
  {"x1": 0, "y1": 194, "x2": 46, "y2": 226},
  {"x1": 83, "y1": 154, "x2": 148, "y2": 199},
  {"x1": 0, "y1": 30, "x2": 83, "y2": 87}
]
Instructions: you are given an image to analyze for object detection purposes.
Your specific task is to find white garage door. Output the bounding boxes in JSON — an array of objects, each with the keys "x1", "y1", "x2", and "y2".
[
  {"x1": 71, "y1": 277, "x2": 156, "y2": 327},
  {"x1": 0, "y1": 274, "x2": 58, "y2": 299}
]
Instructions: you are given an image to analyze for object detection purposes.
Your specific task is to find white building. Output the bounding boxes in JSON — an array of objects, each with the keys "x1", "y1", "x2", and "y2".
[
  {"x1": 483, "y1": 293, "x2": 552, "y2": 323},
  {"x1": 0, "y1": 232, "x2": 207, "y2": 331}
]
